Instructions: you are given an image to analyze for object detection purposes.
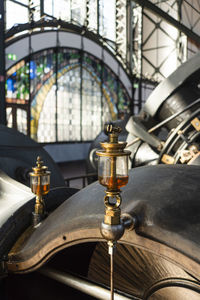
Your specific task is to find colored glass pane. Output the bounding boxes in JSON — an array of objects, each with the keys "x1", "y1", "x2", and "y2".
[
  {"x1": 6, "y1": 60, "x2": 29, "y2": 104},
  {"x1": 6, "y1": 48, "x2": 130, "y2": 142},
  {"x1": 30, "y1": 49, "x2": 56, "y2": 141},
  {"x1": 57, "y1": 65, "x2": 81, "y2": 142}
]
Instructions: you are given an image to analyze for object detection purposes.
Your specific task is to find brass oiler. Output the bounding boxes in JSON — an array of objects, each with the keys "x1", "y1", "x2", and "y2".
[
  {"x1": 30, "y1": 156, "x2": 51, "y2": 226},
  {"x1": 96, "y1": 124, "x2": 131, "y2": 237},
  {"x1": 96, "y1": 124, "x2": 134, "y2": 300}
]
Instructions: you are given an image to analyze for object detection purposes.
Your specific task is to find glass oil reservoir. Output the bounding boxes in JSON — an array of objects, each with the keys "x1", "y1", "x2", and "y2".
[
  {"x1": 31, "y1": 172, "x2": 50, "y2": 195},
  {"x1": 30, "y1": 156, "x2": 50, "y2": 196},
  {"x1": 96, "y1": 125, "x2": 130, "y2": 192},
  {"x1": 98, "y1": 155, "x2": 129, "y2": 190}
]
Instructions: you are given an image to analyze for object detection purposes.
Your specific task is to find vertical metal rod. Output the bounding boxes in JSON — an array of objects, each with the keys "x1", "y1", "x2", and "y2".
[
  {"x1": 110, "y1": 156, "x2": 117, "y2": 189},
  {"x1": 108, "y1": 242, "x2": 116, "y2": 300},
  {"x1": 40, "y1": 0, "x2": 44, "y2": 17},
  {"x1": 0, "y1": 0, "x2": 6, "y2": 125},
  {"x1": 97, "y1": 0, "x2": 100, "y2": 35},
  {"x1": 55, "y1": 31, "x2": 59, "y2": 142},
  {"x1": 100, "y1": 47, "x2": 104, "y2": 130},
  {"x1": 80, "y1": 40, "x2": 83, "y2": 142},
  {"x1": 110, "y1": 249, "x2": 114, "y2": 300},
  {"x1": 28, "y1": 0, "x2": 33, "y2": 137},
  {"x1": 116, "y1": 65, "x2": 119, "y2": 119},
  {"x1": 28, "y1": 44, "x2": 31, "y2": 137}
]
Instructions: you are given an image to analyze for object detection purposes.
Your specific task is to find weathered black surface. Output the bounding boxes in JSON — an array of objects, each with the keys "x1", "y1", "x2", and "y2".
[
  {"x1": 0, "y1": 125, "x2": 65, "y2": 187},
  {"x1": 124, "y1": 164, "x2": 200, "y2": 260},
  {"x1": 8, "y1": 164, "x2": 200, "y2": 276},
  {"x1": 0, "y1": 170, "x2": 78, "y2": 261}
]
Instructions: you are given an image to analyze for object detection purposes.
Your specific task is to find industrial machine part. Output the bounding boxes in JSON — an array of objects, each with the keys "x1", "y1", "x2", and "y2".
[
  {"x1": 96, "y1": 124, "x2": 132, "y2": 299},
  {"x1": 87, "y1": 117, "x2": 129, "y2": 179},
  {"x1": 0, "y1": 169, "x2": 78, "y2": 268},
  {"x1": 126, "y1": 50, "x2": 200, "y2": 167},
  {"x1": 0, "y1": 125, "x2": 64, "y2": 187},
  {"x1": 2, "y1": 164, "x2": 200, "y2": 299},
  {"x1": 126, "y1": 98, "x2": 200, "y2": 167},
  {"x1": 1, "y1": 48, "x2": 200, "y2": 300},
  {"x1": 88, "y1": 51, "x2": 200, "y2": 172},
  {"x1": 30, "y1": 156, "x2": 51, "y2": 226}
]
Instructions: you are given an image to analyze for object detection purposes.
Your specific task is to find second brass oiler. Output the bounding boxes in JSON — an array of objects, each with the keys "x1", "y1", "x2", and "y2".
[{"x1": 30, "y1": 156, "x2": 51, "y2": 226}]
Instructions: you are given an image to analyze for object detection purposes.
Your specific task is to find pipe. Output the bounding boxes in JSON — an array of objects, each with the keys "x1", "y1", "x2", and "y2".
[
  {"x1": 127, "y1": 98, "x2": 200, "y2": 148},
  {"x1": 39, "y1": 267, "x2": 134, "y2": 300}
]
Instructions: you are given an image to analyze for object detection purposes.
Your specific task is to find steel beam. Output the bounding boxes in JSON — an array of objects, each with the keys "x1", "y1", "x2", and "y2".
[
  {"x1": 132, "y1": 0, "x2": 200, "y2": 45},
  {"x1": 0, "y1": 0, "x2": 6, "y2": 125},
  {"x1": 40, "y1": 0, "x2": 44, "y2": 18}
]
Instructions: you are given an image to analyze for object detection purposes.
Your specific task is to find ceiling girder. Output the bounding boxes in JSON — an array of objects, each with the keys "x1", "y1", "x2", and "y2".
[{"x1": 132, "y1": 0, "x2": 200, "y2": 45}]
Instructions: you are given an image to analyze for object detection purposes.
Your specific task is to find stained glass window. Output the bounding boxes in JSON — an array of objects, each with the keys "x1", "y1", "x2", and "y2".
[
  {"x1": 6, "y1": 60, "x2": 29, "y2": 134},
  {"x1": 30, "y1": 49, "x2": 56, "y2": 140},
  {"x1": 37, "y1": 85, "x2": 56, "y2": 142},
  {"x1": 82, "y1": 64, "x2": 102, "y2": 141},
  {"x1": 6, "y1": 61, "x2": 29, "y2": 103},
  {"x1": 6, "y1": 48, "x2": 131, "y2": 143},
  {"x1": 57, "y1": 65, "x2": 81, "y2": 142},
  {"x1": 118, "y1": 83, "x2": 130, "y2": 114}
]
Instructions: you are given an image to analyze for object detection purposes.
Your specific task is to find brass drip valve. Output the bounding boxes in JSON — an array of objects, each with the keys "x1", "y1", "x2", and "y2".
[
  {"x1": 96, "y1": 124, "x2": 132, "y2": 243},
  {"x1": 30, "y1": 156, "x2": 51, "y2": 226},
  {"x1": 96, "y1": 124, "x2": 135, "y2": 300}
]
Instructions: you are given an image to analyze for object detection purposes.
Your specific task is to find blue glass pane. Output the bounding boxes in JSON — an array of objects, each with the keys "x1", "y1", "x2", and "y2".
[{"x1": 6, "y1": 60, "x2": 29, "y2": 104}]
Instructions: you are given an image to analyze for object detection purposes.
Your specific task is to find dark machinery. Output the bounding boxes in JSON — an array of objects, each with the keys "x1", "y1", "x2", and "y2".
[
  {"x1": 1, "y1": 53, "x2": 200, "y2": 299},
  {"x1": 2, "y1": 165, "x2": 200, "y2": 300},
  {"x1": 88, "y1": 51, "x2": 200, "y2": 172},
  {"x1": 0, "y1": 125, "x2": 64, "y2": 187}
]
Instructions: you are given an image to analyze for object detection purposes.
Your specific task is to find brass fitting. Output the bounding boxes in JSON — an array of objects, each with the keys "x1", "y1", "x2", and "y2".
[
  {"x1": 103, "y1": 192, "x2": 122, "y2": 225},
  {"x1": 96, "y1": 124, "x2": 131, "y2": 244},
  {"x1": 104, "y1": 206, "x2": 121, "y2": 225},
  {"x1": 34, "y1": 196, "x2": 45, "y2": 215},
  {"x1": 30, "y1": 156, "x2": 51, "y2": 226},
  {"x1": 106, "y1": 124, "x2": 122, "y2": 143}
]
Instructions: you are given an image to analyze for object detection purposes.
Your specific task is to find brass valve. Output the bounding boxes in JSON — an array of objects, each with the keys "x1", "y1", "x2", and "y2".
[
  {"x1": 96, "y1": 124, "x2": 131, "y2": 239},
  {"x1": 30, "y1": 156, "x2": 51, "y2": 226},
  {"x1": 96, "y1": 124, "x2": 134, "y2": 300}
]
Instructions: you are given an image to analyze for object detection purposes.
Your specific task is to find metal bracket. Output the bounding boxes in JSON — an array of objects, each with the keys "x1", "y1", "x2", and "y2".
[
  {"x1": 161, "y1": 154, "x2": 175, "y2": 164},
  {"x1": 0, "y1": 255, "x2": 8, "y2": 278},
  {"x1": 191, "y1": 117, "x2": 200, "y2": 131}
]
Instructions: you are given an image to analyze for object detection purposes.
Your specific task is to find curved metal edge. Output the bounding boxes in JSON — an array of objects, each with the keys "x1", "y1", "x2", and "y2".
[
  {"x1": 142, "y1": 51, "x2": 200, "y2": 116},
  {"x1": 7, "y1": 233, "x2": 102, "y2": 274},
  {"x1": 6, "y1": 226, "x2": 200, "y2": 283},
  {"x1": 143, "y1": 277, "x2": 200, "y2": 299},
  {"x1": 6, "y1": 165, "x2": 200, "y2": 281}
]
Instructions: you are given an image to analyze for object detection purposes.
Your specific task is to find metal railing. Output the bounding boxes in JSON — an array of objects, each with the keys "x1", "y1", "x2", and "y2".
[{"x1": 64, "y1": 173, "x2": 97, "y2": 188}]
